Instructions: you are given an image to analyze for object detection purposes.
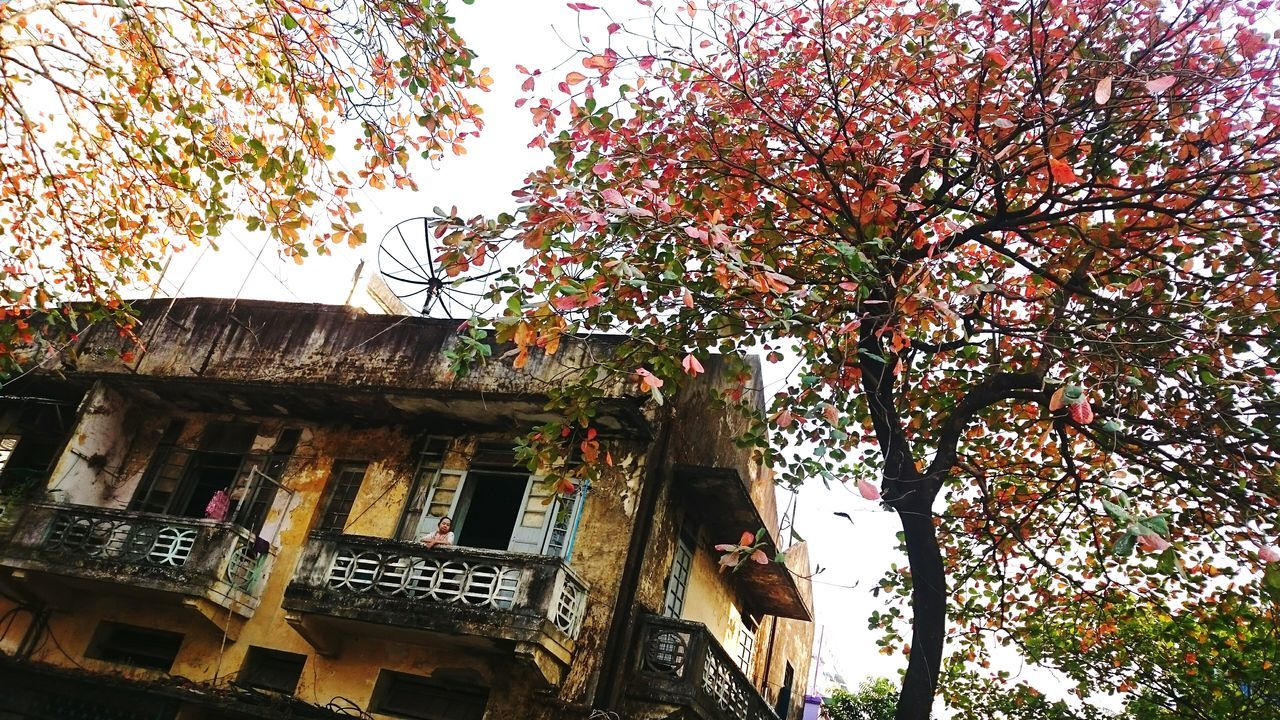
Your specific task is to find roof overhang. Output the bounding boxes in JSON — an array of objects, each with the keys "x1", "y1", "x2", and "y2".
[{"x1": 674, "y1": 464, "x2": 812, "y2": 621}]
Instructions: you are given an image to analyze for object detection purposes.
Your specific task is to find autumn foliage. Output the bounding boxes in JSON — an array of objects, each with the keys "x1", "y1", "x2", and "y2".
[
  {"x1": 0, "y1": 0, "x2": 487, "y2": 371},
  {"x1": 441, "y1": 0, "x2": 1280, "y2": 716}
]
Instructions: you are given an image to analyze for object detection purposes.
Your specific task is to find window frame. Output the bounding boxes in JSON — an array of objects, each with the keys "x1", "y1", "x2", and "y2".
[
  {"x1": 316, "y1": 460, "x2": 369, "y2": 533},
  {"x1": 663, "y1": 526, "x2": 696, "y2": 618},
  {"x1": 236, "y1": 646, "x2": 307, "y2": 694},
  {"x1": 84, "y1": 621, "x2": 184, "y2": 672},
  {"x1": 369, "y1": 670, "x2": 489, "y2": 720}
]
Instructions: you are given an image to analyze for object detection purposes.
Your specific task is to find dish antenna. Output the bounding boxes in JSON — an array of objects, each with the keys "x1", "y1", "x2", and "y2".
[{"x1": 376, "y1": 217, "x2": 506, "y2": 319}]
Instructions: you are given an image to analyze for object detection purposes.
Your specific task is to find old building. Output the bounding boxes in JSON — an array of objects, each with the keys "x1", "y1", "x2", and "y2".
[{"x1": 0, "y1": 298, "x2": 814, "y2": 720}]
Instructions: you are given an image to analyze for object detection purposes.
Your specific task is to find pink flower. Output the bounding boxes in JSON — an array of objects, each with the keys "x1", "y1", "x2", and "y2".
[{"x1": 1260, "y1": 545, "x2": 1280, "y2": 564}]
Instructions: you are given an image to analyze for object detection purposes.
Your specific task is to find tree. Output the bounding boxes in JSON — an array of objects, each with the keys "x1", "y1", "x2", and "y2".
[
  {"x1": 439, "y1": 0, "x2": 1280, "y2": 718},
  {"x1": 0, "y1": 0, "x2": 487, "y2": 371},
  {"x1": 1006, "y1": 590, "x2": 1280, "y2": 720},
  {"x1": 827, "y1": 679, "x2": 898, "y2": 720}
]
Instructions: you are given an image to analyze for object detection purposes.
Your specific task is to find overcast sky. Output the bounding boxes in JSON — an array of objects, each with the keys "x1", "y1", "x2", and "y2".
[{"x1": 154, "y1": 0, "x2": 908, "y2": 694}]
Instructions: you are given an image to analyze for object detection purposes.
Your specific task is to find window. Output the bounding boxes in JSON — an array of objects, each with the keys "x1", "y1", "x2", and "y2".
[
  {"x1": 237, "y1": 646, "x2": 306, "y2": 694},
  {"x1": 317, "y1": 461, "x2": 368, "y2": 532},
  {"x1": 395, "y1": 437, "x2": 452, "y2": 541},
  {"x1": 0, "y1": 435, "x2": 18, "y2": 475},
  {"x1": 233, "y1": 428, "x2": 301, "y2": 534},
  {"x1": 370, "y1": 670, "x2": 488, "y2": 720},
  {"x1": 131, "y1": 421, "x2": 258, "y2": 519},
  {"x1": 663, "y1": 527, "x2": 696, "y2": 618},
  {"x1": 774, "y1": 662, "x2": 796, "y2": 720},
  {"x1": 394, "y1": 437, "x2": 587, "y2": 555},
  {"x1": 85, "y1": 622, "x2": 184, "y2": 671},
  {"x1": 735, "y1": 616, "x2": 757, "y2": 671},
  {"x1": 0, "y1": 397, "x2": 79, "y2": 492}
]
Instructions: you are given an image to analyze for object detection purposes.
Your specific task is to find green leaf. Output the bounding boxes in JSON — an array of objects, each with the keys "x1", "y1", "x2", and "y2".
[
  {"x1": 281, "y1": 13, "x2": 298, "y2": 30},
  {"x1": 1139, "y1": 514, "x2": 1170, "y2": 538},
  {"x1": 1101, "y1": 498, "x2": 1131, "y2": 524},
  {"x1": 1113, "y1": 533, "x2": 1136, "y2": 557},
  {"x1": 1156, "y1": 547, "x2": 1177, "y2": 574}
]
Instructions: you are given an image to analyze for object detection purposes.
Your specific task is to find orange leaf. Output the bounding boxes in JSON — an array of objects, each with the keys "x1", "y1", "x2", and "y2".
[
  {"x1": 565, "y1": 71, "x2": 587, "y2": 86},
  {"x1": 1048, "y1": 157, "x2": 1078, "y2": 184}
]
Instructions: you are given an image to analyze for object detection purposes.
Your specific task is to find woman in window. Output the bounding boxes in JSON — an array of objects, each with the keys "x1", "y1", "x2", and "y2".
[{"x1": 419, "y1": 516, "x2": 454, "y2": 549}]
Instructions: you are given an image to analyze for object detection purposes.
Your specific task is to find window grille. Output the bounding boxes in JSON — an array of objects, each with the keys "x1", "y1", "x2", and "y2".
[{"x1": 663, "y1": 528, "x2": 696, "y2": 618}]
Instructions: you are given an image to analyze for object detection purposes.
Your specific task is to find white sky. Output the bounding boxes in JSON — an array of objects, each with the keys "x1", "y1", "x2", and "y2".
[{"x1": 152, "y1": 0, "x2": 905, "y2": 695}]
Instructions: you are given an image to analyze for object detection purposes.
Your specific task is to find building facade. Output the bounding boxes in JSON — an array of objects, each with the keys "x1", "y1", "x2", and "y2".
[{"x1": 0, "y1": 298, "x2": 814, "y2": 720}]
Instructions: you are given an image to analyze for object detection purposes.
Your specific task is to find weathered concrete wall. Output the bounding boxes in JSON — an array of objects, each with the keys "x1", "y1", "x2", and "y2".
[
  {"x1": 69, "y1": 298, "x2": 637, "y2": 406},
  {"x1": 47, "y1": 383, "x2": 142, "y2": 506},
  {"x1": 753, "y1": 542, "x2": 816, "y2": 719}
]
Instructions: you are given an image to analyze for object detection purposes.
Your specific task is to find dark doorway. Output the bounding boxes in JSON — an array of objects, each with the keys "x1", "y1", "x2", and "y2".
[{"x1": 457, "y1": 471, "x2": 526, "y2": 550}]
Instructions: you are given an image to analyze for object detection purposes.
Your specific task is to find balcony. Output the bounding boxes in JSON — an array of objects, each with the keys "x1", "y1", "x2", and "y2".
[
  {"x1": 627, "y1": 613, "x2": 778, "y2": 720},
  {"x1": 0, "y1": 502, "x2": 271, "y2": 637},
  {"x1": 282, "y1": 533, "x2": 588, "y2": 685}
]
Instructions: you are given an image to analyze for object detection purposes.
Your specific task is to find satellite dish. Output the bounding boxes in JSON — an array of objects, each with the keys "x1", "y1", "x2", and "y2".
[{"x1": 376, "y1": 217, "x2": 506, "y2": 319}]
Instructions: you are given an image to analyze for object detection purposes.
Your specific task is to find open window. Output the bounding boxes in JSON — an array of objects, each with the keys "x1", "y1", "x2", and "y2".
[
  {"x1": 131, "y1": 421, "x2": 256, "y2": 518},
  {"x1": 130, "y1": 422, "x2": 299, "y2": 534},
  {"x1": 396, "y1": 439, "x2": 586, "y2": 557},
  {"x1": 0, "y1": 396, "x2": 79, "y2": 493}
]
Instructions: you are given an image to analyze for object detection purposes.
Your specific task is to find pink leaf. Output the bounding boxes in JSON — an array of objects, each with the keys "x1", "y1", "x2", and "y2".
[
  {"x1": 822, "y1": 403, "x2": 839, "y2": 425},
  {"x1": 682, "y1": 289, "x2": 694, "y2": 308},
  {"x1": 607, "y1": 22, "x2": 621, "y2": 34},
  {"x1": 683, "y1": 226, "x2": 708, "y2": 241},
  {"x1": 1069, "y1": 398, "x2": 1094, "y2": 424},
  {"x1": 601, "y1": 188, "x2": 625, "y2": 206},
  {"x1": 719, "y1": 553, "x2": 740, "y2": 570},
  {"x1": 1146, "y1": 75, "x2": 1176, "y2": 94},
  {"x1": 592, "y1": 161, "x2": 615, "y2": 178},
  {"x1": 751, "y1": 549, "x2": 769, "y2": 565},
  {"x1": 858, "y1": 478, "x2": 881, "y2": 501},
  {"x1": 714, "y1": 543, "x2": 736, "y2": 551},
  {"x1": 1094, "y1": 76, "x2": 1113, "y2": 105},
  {"x1": 551, "y1": 295, "x2": 579, "y2": 312},
  {"x1": 1261, "y1": 545, "x2": 1280, "y2": 563},
  {"x1": 1137, "y1": 533, "x2": 1171, "y2": 553},
  {"x1": 682, "y1": 353, "x2": 705, "y2": 376}
]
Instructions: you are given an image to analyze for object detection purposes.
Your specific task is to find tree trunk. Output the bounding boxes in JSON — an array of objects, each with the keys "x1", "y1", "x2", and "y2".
[{"x1": 894, "y1": 500, "x2": 947, "y2": 720}]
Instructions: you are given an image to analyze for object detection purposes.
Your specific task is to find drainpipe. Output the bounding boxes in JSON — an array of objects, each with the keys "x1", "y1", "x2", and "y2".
[
  {"x1": 761, "y1": 614, "x2": 779, "y2": 699},
  {"x1": 593, "y1": 410, "x2": 674, "y2": 712}
]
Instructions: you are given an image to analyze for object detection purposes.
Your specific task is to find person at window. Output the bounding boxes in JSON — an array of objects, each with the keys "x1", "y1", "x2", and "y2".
[{"x1": 419, "y1": 516, "x2": 454, "y2": 549}]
